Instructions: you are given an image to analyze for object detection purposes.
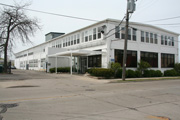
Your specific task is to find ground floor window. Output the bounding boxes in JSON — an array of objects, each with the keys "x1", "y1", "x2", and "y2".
[
  {"x1": 161, "y1": 53, "x2": 174, "y2": 68},
  {"x1": 141, "y1": 51, "x2": 158, "y2": 67},
  {"x1": 115, "y1": 49, "x2": 137, "y2": 67},
  {"x1": 88, "y1": 55, "x2": 101, "y2": 67}
]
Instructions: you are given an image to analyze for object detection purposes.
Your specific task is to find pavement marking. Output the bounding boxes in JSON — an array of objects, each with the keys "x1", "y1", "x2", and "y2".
[
  {"x1": 0, "y1": 94, "x2": 81, "y2": 103},
  {"x1": 148, "y1": 116, "x2": 170, "y2": 120}
]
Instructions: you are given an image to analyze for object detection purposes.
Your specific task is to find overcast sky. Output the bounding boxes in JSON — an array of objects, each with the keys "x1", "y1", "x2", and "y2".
[{"x1": 1, "y1": 0, "x2": 180, "y2": 57}]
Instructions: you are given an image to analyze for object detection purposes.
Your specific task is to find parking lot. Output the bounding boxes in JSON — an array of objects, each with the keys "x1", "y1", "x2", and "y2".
[{"x1": 0, "y1": 69, "x2": 180, "y2": 120}]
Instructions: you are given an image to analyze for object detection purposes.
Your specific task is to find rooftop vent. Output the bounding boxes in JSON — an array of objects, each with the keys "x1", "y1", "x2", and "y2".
[{"x1": 45, "y1": 32, "x2": 65, "y2": 41}]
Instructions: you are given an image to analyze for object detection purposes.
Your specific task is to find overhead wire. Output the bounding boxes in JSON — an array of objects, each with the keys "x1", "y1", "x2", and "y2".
[
  {"x1": 105, "y1": 16, "x2": 126, "y2": 36},
  {"x1": 0, "y1": 3, "x2": 99, "y2": 22},
  {"x1": 143, "y1": 15, "x2": 180, "y2": 23}
]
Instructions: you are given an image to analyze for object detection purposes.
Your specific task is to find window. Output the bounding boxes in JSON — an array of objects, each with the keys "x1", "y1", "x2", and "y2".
[
  {"x1": 121, "y1": 27, "x2": 125, "y2": 39},
  {"x1": 74, "y1": 35, "x2": 76, "y2": 45},
  {"x1": 77, "y1": 34, "x2": 80, "y2": 44},
  {"x1": 71, "y1": 36, "x2": 73, "y2": 45},
  {"x1": 146, "y1": 32, "x2": 149, "y2": 43},
  {"x1": 161, "y1": 35, "x2": 164, "y2": 45},
  {"x1": 150, "y1": 33, "x2": 153, "y2": 43},
  {"x1": 63, "y1": 39, "x2": 65, "y2": 47},
  {"x1": 98, "y1": 27, "x2": 101, "y2": 39},
  {"x1": 168, "y1": 37, "x2": 171, "y2": 46},
  {"x1": 154, "y1": 34, "x2": 158, "y2": 44},
  {"x1": 128, "y1": 29, "x2": 131, "y2": 40},
  {"x1": 115, "y1": 49, "x2": 137, "y2": 67},
  {"x1": 89, "y1": 29, "x2": 92, "y2": 41},
  {"x1": 141, "y1": 31, "x2": 144, "y2": 42},
  {"x1": 85, "y1": 31, "x2": 88, "y2": 42},
  {"x1": 81, "y1": 32, "x2": 84, "y2": 43},
  {"x1": 41, "y1": 58, "x2": 45, "y2": 67},
  {"x1": 161, "y1": 53, "x2": 174, "y2": 68},
  {"x1": 165, "y1": 36, "x2": 167, "y2": 45},
  {"x1": 68, "y1": 37, "x2": 70, "y2": 46},
  {"x1": 115, "y1": 26, "x2": 120, "y2": 38},
  {"x1": 88, "y1": 55, "x2": 101, "y2": 67},
  {"x1": 28, "y1": 52, "x2": 33, "y2": 56},
  {"x1": 132, "y1": 28, "x2": 136, "y2": 41},
  {"x1": 93, "y1": 28, "x2": 96, "y2": 40},
  {"x1": 172, "y1": 37, "x2": 174, "y2": 46},
  {"x1": 141, "y1": 51, "x2": 158, "y2": 67},
  {"x1": 66, "y1": 38, "x2": 68, "y2": 47}
]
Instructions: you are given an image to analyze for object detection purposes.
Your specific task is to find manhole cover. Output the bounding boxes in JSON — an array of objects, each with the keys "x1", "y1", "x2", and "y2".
[{"x1": 7, "y1": 85, "x2": 39, "y2": 88}]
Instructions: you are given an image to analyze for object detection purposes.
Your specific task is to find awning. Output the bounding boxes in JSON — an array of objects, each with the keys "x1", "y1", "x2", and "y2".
[
  {"x1": 48, "y1": 49, "x2": 103, "y2": 57},
  {"x1": 47, "y1": 50, "x2": 105, "y2": 75}
]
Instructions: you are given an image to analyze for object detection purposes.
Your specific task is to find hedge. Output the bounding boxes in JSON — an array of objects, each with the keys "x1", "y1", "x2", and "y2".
[
  {"x1": 143, "y1": 70, "x2": 162, "y2": 77},
  {"x1": 126, "y1": 69, "x2": 136, "y2": 78},
  {"x1": 49, "y1": 67, "x2": 70, "y2": 73},
  {"x1": 88, "y1": 68, "x2": 114, "y2": 78},
  {"x1": 164, "y1": 69, "x2": 178, "y2": 76}
]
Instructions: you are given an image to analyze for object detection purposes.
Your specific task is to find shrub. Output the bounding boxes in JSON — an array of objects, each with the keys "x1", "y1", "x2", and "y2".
[
  {"x1": 126, "y1": 69, "x2": 136, "y2": 78},
  {"x1": 164, "y1": 69, "x2": 178, "y2": 76},
  {"x1": 114, "y1": 68, "x2": 122, "y2": 78},
  {"x1": 135, "y1": 70, "x2": 142, "y2": 78},
  {"x1": 49, "y1": 67, "x2": 70, "y2": 73},
  {"x1": 137, "y1": 60, "x2": 151, "y2": 77},
  {"x1": 49, "y1": 68, "x2": 55, "y2": 73},
  {"x1": 110, "y1": 62, "x2": 121, "y2": 76},
  {"x1": 89, "y1": 68, "x2": 114, "y2": 78},
  {"x1": 174, "y1": 63, "x2": 180, "y2": 74},
  {"x1": 57, "y1": 67, "x2": 70, "y2": 73},
  {"x1": 153, "y1": 70, "x2": 163, "y2": 77},
  {"x1": 143, "y1": 70, "x2": 163, "y2": 77}
]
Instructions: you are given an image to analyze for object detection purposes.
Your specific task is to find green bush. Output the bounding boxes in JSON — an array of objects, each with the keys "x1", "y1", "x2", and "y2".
[
  {"x1": 135, "y1": 70, "x2": 142, "y2": 78},
  {"x1": 110, "y1": 62, "x2": 121, "y2": 77},
  {"x1": 57, "y1": 67, "x2": 70, "y2": 73},
  {"x1": 126, "y1": 69, "x2": 136, "y2": 78},
  {"x1": 49, "y1": 68, "x2": 55, "y2": 73},
  {"x1": 174, "y1": 63, "x2": 180, "y2": 74},
  {"x1": 164, "y1": 69, "x2": 178, "y2": 76},
  {"x1": 153, "y1": 70, "x2": 163, "y2": 77},
  {"x1": 143, "y1": 70, "x2": 162, "y2": 77},
  {"x1": 89, "y1": 68, "x2": 114, "y2": 78},
  {"x1": 49, "y1": 67, "x2": 70, "y2": 73},
  {"x1": 114, "y1": 68, "x2": 122, "y2": 78},
  {"x1": 137, "y1": 60, "x2": 151, "y2": 77}
]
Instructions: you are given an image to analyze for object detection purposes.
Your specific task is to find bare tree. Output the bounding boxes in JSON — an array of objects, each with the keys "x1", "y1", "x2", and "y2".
[{"x1": 0, "y1": 3, "x2": 40, "y2": 73}]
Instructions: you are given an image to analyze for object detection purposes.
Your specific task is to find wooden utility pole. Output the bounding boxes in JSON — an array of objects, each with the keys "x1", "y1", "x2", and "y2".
[{"x1": 122, "y1": 0, "x2": 136, "y2": 80}]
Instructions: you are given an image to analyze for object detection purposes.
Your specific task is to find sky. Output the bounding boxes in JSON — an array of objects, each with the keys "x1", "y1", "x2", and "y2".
[{"x1": 0, "y1": 0, "x2": 180, "y2": 59}]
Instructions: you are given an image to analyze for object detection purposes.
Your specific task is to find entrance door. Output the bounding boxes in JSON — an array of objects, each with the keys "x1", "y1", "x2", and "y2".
[{"x1": 80, "y1": 57, "x2": 87, "y2": 74}]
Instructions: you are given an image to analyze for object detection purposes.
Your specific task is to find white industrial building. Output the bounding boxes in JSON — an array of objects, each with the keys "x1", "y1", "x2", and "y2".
[{"x1": 15, "y1": 19, "x2": 179, "y2": 74}]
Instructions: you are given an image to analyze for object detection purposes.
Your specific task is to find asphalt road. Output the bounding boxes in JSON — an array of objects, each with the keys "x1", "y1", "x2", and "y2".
[{"x1": 0, "y1": 70, "x2": 180, "y2": 120}]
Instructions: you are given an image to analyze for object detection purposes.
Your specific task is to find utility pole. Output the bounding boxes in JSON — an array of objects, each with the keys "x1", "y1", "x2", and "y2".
[{"x1": 122, "y1": 0, "x2": 136, "y2": 80}]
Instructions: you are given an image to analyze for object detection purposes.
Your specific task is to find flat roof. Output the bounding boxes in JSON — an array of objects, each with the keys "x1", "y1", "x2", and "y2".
[{"x1": 15, "y1": 18, "x2": 180, "y2": 55}]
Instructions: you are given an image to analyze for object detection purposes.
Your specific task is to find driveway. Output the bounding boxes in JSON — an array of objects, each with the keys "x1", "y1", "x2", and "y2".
[{"x1": 0, "y1": 69, "x2": 180, "y2": 120}]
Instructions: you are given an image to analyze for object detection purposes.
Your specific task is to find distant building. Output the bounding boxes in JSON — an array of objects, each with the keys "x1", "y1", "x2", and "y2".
[{"x1": 14, "y1": 19, "x2": 179, "y2": 73}]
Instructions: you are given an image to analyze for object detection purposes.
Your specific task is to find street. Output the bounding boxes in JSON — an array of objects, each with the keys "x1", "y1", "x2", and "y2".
[{"x1": 0, "y1": 70, "x2": 180, "y2": 120}]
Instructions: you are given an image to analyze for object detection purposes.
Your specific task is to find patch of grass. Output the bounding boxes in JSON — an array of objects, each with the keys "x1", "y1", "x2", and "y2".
[{"x1": 110, "y1": 77, "x2": 180, "y2": 83}]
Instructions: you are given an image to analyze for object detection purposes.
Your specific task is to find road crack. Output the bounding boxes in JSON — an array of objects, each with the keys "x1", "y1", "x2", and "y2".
[{"x1": 0, "y1": 103, "x2": 18, "y2": 120}]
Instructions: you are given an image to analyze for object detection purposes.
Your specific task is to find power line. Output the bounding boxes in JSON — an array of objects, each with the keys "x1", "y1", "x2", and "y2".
[
  {"x1": 144, "y1": 15, "x2": 180, "y2": 23},
  {"x1": 105, "y1": 16, "x2": 126, "y2": 35},
  {"x1": 0, "y1": 3, "x2": 99, "y2": 22},
  {"x1": 153, "y1": 23, "x2": 180, "y2": 25}
]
